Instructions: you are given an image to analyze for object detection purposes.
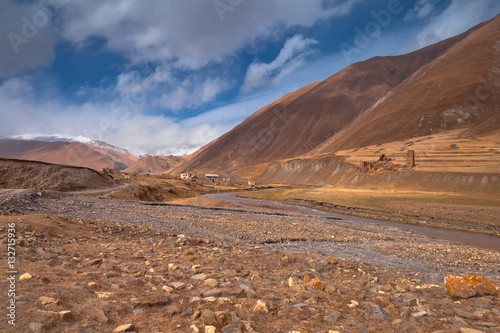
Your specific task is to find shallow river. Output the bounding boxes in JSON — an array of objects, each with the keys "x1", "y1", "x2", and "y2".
[{"x1": 205, "y1": 191, "x2": 500, "y2": 252}]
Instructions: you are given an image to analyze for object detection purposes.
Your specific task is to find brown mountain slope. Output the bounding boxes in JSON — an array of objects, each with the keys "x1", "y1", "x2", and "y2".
[
  {"x1": 176, "y1": 20, "x2": 483, "y2": 174},
  {"x1": 123, "y1": 155, "x2": 189, "y2": 174},
  {"x1": 312, "y1": 14, "x2": 500, "y2": 155},
  {"x1": 0, "y1": 157, "x2": 115, "y2": 191},
  {"x1": 0, "y1": 139, "x2": 138, "y2": 171}
]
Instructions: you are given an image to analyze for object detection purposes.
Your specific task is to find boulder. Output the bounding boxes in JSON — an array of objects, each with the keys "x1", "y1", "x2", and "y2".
[{"x1": 445, "y1": 275, "x2": 498, "y2": 299}]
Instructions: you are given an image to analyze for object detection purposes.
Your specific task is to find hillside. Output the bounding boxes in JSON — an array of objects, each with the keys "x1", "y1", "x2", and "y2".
[
  {"x1": 175, "y1": 16, "x2": 492, "y2": 175},
  {"x1": 123, "y1": 155, "x2": 188, "y2": 174},
  {"x1": 235, "y1": 127, "x2": 500, "y2": 195},
  {"x1": 311, "y1": 14, "x2": 500, "y2": 155},
  {"x1": 0, "y1": 158, "x2": 115, "y2": 191},
  {"x1": 0, "y1": 138, "x2": 138, "y2": 171}
]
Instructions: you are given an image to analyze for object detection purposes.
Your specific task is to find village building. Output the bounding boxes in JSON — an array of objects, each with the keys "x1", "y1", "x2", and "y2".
[{"x1": 205, "y1": 174, "x2": 219, "y2": 181}]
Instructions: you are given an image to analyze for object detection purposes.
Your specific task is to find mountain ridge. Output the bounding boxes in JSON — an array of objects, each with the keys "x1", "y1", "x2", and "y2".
[
  {"x1": 174, "y1": 14, "x2": 497, "y2": 175},
  {"x1": 0, "y1": 138, "x2": 138, "y2": 171}
]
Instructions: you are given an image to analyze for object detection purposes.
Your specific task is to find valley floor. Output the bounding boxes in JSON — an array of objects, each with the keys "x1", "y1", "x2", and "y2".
[
  {"x1": 237, "y1": 187, "x2": 500, "y2": 237},
  {"x1": 0, "y1": 189, "x2": 499, "y2": 332}
]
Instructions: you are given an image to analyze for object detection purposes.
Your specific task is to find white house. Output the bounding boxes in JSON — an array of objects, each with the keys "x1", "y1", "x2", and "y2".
[
  {"x1": 205, "y1": 174, "x2": 219, "y2": 180},
  {"x1": 180, "y1": 171, "x2": 190, "y2": 180}
]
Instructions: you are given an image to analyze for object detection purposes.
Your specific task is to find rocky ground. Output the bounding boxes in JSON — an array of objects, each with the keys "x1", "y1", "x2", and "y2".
[{"x1": 0, "y1": 189, "x2": 499, "y2": 332}]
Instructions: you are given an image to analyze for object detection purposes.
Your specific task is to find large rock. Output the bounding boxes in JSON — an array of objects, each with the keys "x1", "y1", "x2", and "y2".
[{"x1": 445, "y1": 275, "x2": 498, "y2": 299}]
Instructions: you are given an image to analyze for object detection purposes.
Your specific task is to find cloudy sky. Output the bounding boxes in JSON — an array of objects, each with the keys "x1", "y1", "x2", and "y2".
[{"x1": 1, "y1": 0, "x2": 499, "y2": 156}]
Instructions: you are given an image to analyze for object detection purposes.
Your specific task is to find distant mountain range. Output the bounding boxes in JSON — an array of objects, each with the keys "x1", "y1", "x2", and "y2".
[
  {"x1": 0, "y1": 135, "x2": 190, "y2": 174},
  {"x1": 0, "y1": 136, "x2": 138, "y2": 171}
]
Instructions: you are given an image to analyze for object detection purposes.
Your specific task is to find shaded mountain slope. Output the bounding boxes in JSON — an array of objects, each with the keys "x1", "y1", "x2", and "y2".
[{"x1": 312, "y1": 14, "x2": 500, "y2": 155}]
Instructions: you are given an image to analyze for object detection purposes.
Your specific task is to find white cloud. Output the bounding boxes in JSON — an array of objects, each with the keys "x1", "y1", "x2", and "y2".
[
  {"x1": 154, "y1": 77, "x2": 228, "y2": 111},
  {"x1": 58, "y1": 0, "x2": 357, "y2": 69},
  {"x1": 115, "y1": 66, "x2": 172, "y2": 96},
  {"x1": 0, "y1": 77, "x2": 34, "y2": 97},
  {"x1": 113, "y1": 66, "x2": 230, "y2": 112},
  {"x1": 242, "y1": 34, "x2": 318, "y2": 92},
  {"x1": 0, "y1": 61, "x2": 335, "y2": 156},
  {"x1": 416, "y1": 3, "x2": 434, "y2": 19},
  {"x1": 0, "y1": 1, "x2": 57, "y2": 78},
  {"x1": 408, "y1": 0, "x2": 500, "y2": 49},
  {"x1": 405, "y1": 0, "x2": 435, "y2": 22},
  {"x1": 0, "y1": 77, "x2": 228, "y2": 156}
]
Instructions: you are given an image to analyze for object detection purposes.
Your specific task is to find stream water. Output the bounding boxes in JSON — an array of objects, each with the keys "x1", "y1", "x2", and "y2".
[{"x1": 205, "y1": 191, "x2": 500, "y2": 252}]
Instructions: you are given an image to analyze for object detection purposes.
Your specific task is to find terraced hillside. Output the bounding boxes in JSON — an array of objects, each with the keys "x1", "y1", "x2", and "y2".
[{"x1": 336, "y1": 129, "x2": 500, "y2": 174}]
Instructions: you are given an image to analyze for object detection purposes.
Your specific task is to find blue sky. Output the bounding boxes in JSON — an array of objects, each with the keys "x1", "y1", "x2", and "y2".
[{"x1": 1, "y1": 0, "x2": 499, "y2": 156}]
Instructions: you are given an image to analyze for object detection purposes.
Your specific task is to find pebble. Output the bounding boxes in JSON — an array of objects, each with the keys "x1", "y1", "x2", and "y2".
[
  {"x1": 201, "y1": 309, "x2": 217, "y2": 325},
  {"x1": 411, "y1": 311, "x2": 428, "y2": 317},
  {"x1": 39, "y1": 296, "x2": 59, "y2": 305},
  {"x1": 192, "y1": 273, "x2": 208, "y2": 281},
  {"x1": 113, "y1": 323, "x2": 135, "y2": 332},
  {"x1": 83, "y1": 305, "x2": 109, "y2": 323},
  {"x1": 205, "y1": 326, "x2": 216, "y2": 333},
  {"x1": 170, "y1": 282, "x2": 186, "y2": 290},
  {"x1": 203, "y1": 278, "x2": 219, "y2": 288},
  {"x1": 372, "y1": 306, "x2": 388, "y2": 319},
  {"x1": 454, "y1": 308, "x2": 481, "y2": 320},
  {"x1": 221, "y1": 324, "x2": 243, "y2": 333},
  {"x1": 459, "y1": 328, "x2": 486, "y2": 333},
  {"x1": 202, "y1": 288, "x2": 223, "y2": 298},
  {"x1": 29, "y1": 322, "x2": 44, "y2": 333},
  {"x1": 253, "y1": 299, "x2": 270, "y2": 313}
]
